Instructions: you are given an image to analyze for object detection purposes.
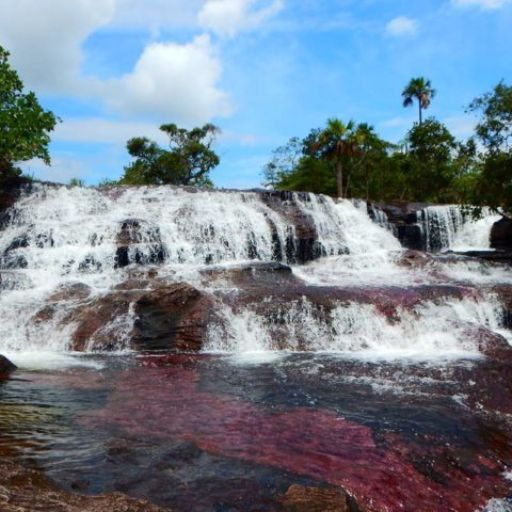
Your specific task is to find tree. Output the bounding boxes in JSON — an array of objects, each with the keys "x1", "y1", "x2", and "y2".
[
  {"x1": 262, "y1": 136, "x2": 302, "y2": 188},
  {"x1": 309, "y1": 118, "x2": 360, "y2": 198},
  {"x1": 402, "y1": 77, "x2": 436, "y2": 125},
  {"x1": 120, "y1": 123, "x2": 220, "y2": 187},
  {"x1": 406, "y1": 118, "x2": 457, "y2": 201},
  {"x1": 467, "y1": 82, "x2": 512, "y2": 214},
  {"x1": 0, "y1": 45, "x2": 58, "y2": 181},
  {"x1": 468, "y1": 81, "x2": 512, "y2": 154}
]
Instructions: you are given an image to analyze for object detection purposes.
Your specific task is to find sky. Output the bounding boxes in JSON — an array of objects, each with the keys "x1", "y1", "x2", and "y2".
[{"x1": 1, "y1": 0, "x2": 511, "y2": 189}]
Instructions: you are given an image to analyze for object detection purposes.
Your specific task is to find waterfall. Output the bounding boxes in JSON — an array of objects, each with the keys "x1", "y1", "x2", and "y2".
[
  {"x1": 419, "y1": 205, "x2": 499, "y2": 252},
  {"x1": 0, "y1": 184, "x2": 509, "y2": 363},
  {"x1": 205, "y1": 294, "x2": 506, "y2": 359}
]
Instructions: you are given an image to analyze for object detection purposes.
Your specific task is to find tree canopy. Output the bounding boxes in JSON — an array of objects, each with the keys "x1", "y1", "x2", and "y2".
[
  {"x1": 402, "y1": 77, "x2": 436, "y2": 125},
  {"x1": 120, "y1": 123, "x2": 220, "y2": 187},
  {"x1": 0, "y1": 45, "x2": 58, "y2": 180}
]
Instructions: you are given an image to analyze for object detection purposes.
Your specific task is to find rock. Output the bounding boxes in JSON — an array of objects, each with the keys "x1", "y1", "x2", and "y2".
[
  {"x1": 280, "y1": 484, "x2": 364, "y2": 512},
  {"x1": 0, "y1": 355, "x2": 16, "y2": 377},
  {"x1": 115, "y1": 218, "x2": 166, "y2": 268},
  {"x1": 66, "y1": 281, "x2": 214, "y2": 352},
  {"x1": 260, "y1": 191, "x2": 328, "y2": 263},
  {"x1": 132, "y1": 283, "x2": 215, "y2": 351},
  {"x1": 0, "y1": 459, "x2": 169, "y2": 512},
  {"x1": 0, "y1": 176, "x2": 31, "y2": 228},
  {"x1": 369, "y1": 201, "x2": 433, "y2": 251},
  {"x1": 69, "y1": 290, "x2": 136, "y2": 351},
  {"x1": 491, "y1": 216, "x2": 512, "y2": 251}
]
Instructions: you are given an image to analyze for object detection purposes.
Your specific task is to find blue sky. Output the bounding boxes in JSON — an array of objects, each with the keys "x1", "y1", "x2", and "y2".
[{"x1": 1, "y1": 0, "x2": 511, "y2": 188}]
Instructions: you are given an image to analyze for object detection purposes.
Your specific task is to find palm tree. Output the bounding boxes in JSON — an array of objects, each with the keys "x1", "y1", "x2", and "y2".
[
  {"x1": 314, "y1": 118, "x2": 360, "y2": 198},
  {"x1": 402, "y1": 77, "x2": 436, "y2": 125}
]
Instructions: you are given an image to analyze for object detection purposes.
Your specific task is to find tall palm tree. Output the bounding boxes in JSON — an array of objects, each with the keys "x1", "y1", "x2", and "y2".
[
  {"x1": 314, "y1": 118, "x2": 359, "y2": 198},
  {"x1": 402, "y1": 77, "x2": 436, "y2": 125}
]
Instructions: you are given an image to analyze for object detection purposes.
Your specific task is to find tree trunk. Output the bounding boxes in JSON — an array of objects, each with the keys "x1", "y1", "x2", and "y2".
[
  {"x1": 336, "y1": 161, "x2": 343, "y2": 198},
  {"x1": 419, "y1": 101, "x2": 423, "y2": 125}
]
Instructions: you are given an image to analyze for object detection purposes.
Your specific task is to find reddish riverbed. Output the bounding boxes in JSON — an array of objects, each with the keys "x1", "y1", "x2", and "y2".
[{"x1": 1, "y1": 353, "x2": 512, "y2": 511}]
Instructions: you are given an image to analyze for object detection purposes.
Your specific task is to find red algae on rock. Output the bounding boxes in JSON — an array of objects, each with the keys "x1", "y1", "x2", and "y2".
[{"x1": 82, "y1": 361, "x2": 511, "y2": 512}]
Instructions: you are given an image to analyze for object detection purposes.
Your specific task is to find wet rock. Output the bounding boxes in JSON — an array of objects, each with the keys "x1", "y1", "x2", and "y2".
[
  {"x1": 0, "y1": 355, "x2": 16, "y2": 377},
  {"x1": 491, "y1": 285, "x2": 512, "y2": 329},
  {"x1": 369, "y1": 201, "x2": 432, "y2": 251},
  {"x1": 132, "y1": 283, "x2": 215, "y2": 351},
  {"x1": 491, "y1": 217, "x2": 512, "y2": 251},
  {"x1": 200, "y1": 261, "x2": 297, "y2": 290},
  {"x1": 0, "y1": 176, "x2": 31, "y2": 228},
  {"x1": 280, "y1": 484, "x2": 363, "y2": 512},
  {"x1": 49, "y1": 283, "x2": 92, "y2": 302},
  {"x1": 115, "y1": 218, "x2": 166, "y2": 268},
  {"x1": 0, "y1": 459, "x2": 169, "y2": 512},
  {"x1": 69, "y1": 290, "x2": 135, "y2": 351},
  {"x1": 260, "y1": 191, "x2": 327, "y2": 263},
  {"x1": 398, "y1": 250, "x2": 432, "y2": 268}
]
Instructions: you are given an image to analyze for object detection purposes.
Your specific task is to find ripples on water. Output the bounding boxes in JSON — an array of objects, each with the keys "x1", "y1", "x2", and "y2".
[{"x1": 1, "y1": 354, "x2": 511, "y2": 511}]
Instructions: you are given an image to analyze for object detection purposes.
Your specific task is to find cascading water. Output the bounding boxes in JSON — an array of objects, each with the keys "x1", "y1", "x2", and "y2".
[
  {"x1": 419, "y1": 205, "x2": 500, "y2": 252},
  {"x1": 2, "y1": 183, "x2": 512, "y2": 512},
  {"x1": 0, "y1": 183, "x2": 509, "y2": 364}
]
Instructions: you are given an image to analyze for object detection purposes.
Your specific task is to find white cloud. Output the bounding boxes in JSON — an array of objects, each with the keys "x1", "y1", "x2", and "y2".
[
  {"x1": 104, "y1": 35, "x2": 232, "y2": 125},
  {"x1": 198, "y1": 0, "x2": 284, "y2": 37},
  {"x1": 451, "y1": 0, "x2": 510, "y2": 9},
  {"x1": 54, "y1": 118, "x2": 168, "y2": 145},
  {"x1": 0, "y1": 1, "x2": 232, "y2": 125},
  {"x1": 444, "y1": 116, "x2": 477, "y2": 138},
  {"x1": 0, "y1": 0, "x2": 115, "y2": 92},
  {"x1": 385, "y1": 16, "x2": 418, "y2": 37}
]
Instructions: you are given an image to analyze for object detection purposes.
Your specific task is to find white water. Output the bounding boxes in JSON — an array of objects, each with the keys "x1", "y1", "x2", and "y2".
[
  {"x1": 205, "y1": 294, "x2": 506, "y2": 360},
  {"x1": 419, "y1": 205, "x2": 499, "y2": 252},
  {"x1": 0, "y1": 184, "x2": 510, "y2": 366}
]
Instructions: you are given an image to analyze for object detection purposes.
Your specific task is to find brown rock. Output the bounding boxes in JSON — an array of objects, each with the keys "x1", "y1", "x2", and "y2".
[
  {"x1": 280, "y1": 484, "x2": 363, "y2": 512},
  {"x1": 0, "y1": 459, "x2": 169, "y2": 512},
  {"x1": 132, "y1": 283, "x2": 215, "y2": 351}
]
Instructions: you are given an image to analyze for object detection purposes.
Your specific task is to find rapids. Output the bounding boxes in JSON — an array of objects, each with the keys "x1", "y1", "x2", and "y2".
[
  {"x1": 0, "y1": 184, "x2": 509, "y2": 361},
  {"x1": 1, "y1": 184, "x2": 512, "y2": 511}
]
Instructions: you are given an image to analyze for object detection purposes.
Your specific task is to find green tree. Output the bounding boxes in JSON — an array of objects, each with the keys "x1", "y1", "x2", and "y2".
[
  {"x1": 402, "y1": 77, "x2": 436, "y2": 125},
  {"x1": 308, "y1": 118, "x2": 360, "y2": 198},
  {"x1": 262, "y1": 136, "x2": 302, "y2": 188},
  {"x1": 0, "y1": 45, "x2": 58, "y2": 181},
  {"x1": 406, "y1": 118, "x2": 457, "y2": 201},
  {"x1": 120, "y1": 123, "x2": 220, "y2": 187},
  {"x1": 468, "y1": 81, "x2": 512, "y2": 154}
]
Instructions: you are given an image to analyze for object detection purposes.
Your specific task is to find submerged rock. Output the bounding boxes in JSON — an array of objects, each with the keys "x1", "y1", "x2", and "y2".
[
  {"x1": 0, "y1": 459, "x2": 169, "y2": 512},
  {"x1": 280, "y1": 484, "x2": 364, "y2": 512}
]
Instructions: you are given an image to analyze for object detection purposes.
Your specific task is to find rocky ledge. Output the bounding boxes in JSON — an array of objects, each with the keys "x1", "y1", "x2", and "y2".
[{"x1": 0, "y1": 459, "x2": 169, "y2": 512}]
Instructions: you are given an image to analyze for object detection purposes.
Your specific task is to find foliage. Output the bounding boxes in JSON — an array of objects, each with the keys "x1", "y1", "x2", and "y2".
[
  {"x1": 262, "y1": 137, "x2": 302, "y2": 188},
  {"x1": 265, "y1": 116, "x2": 479, "y2": 204},
  {"x1": 468, "y1": 81, "x2": 512, "y2": 153},
  {"x1": 402, "y1": 77, "x2": 436, "y2": 125},
  {"x1": 0, "y1": 45, "x2": 58, "y2": 182},
  {"x1": 69, "y1": 177, "x2": 85, "y2": 187},
  {"x1": 120, "y1": 123, "x2": 220, "y2": 187}
]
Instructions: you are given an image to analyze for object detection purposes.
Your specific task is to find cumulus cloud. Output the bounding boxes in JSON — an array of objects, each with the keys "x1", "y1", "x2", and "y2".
[
  {"x1": 0, "y1": 0, "x2": 115, "y2": 92},
  {"x1": 53, "y1": 118, "x2": 168, "y2": 145},
  {"x1": 198, "y1": 0, "x2": 284, "y2": 37},
  {"x1": 0, "y1": 1, "x2": 233, "y2": 125},
  {"x1": 385, "y1": 16, "x2": 418, "y2": 37},
  {"x1": 104, "y1": 35, "x2": 232, "y2": 125},
  {"x1": 451, "y1": 0, "x2": 510, "y2": 9}
]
